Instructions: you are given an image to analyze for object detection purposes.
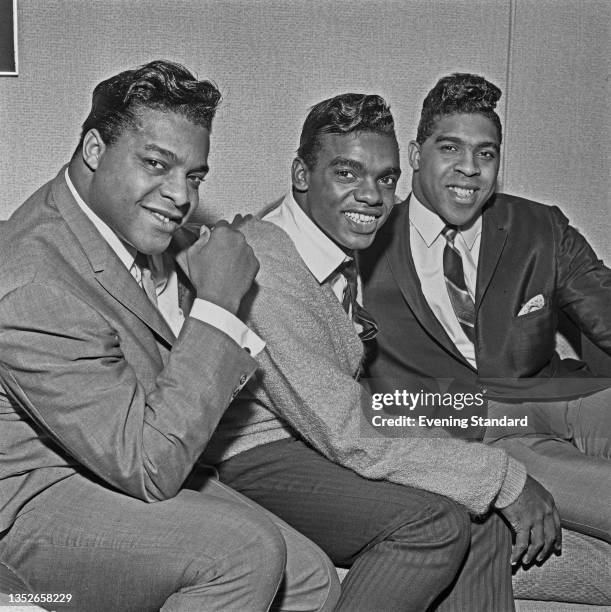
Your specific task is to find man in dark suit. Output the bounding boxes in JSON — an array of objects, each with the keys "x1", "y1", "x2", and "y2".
[
  {"x1": 361, "y1": 72, "x2": 611, "y2": 543},
  {"x1": 0, "y1": 60, "x2": 338, "y2": 611}
]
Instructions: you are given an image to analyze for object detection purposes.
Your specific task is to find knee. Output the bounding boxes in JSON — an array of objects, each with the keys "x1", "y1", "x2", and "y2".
[
  {"x1": 391, "y1": 491, "x2": 472, "y2": 560},
  {"x1": 239, "y1": 511, "x2": 288, "y2": 581},
  {"x1": 296, "y1": 549, "x2": 341, "y2": 612},
  {"x1": 317, "y1": 558, "x2": 342, "y2": 612},
  {"x1": 425, "y1": 495, "x2": 472, "y2": 557},
  {"x1": 184, "y1": 502, "x2": 287, "y2": 589},
  {"x1": 272, "y1": 527, "x2": 340, "y2": 612}
]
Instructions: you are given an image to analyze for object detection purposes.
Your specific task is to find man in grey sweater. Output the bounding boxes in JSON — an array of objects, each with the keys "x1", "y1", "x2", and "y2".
[{"x1": 204, "y1": 93, "x2": 560, "y2": 611}]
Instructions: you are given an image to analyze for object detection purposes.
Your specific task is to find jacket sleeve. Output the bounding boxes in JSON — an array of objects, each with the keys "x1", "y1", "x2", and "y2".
[
  {"x1": 552, "y1": 206, "x2": 611, "y2": 354},
  {"x1": 241, "y1": 223, "x2": 525, "y2": 514},
  {"x1": 0, "y1": 281, "x2": 257, "y2": 502}
]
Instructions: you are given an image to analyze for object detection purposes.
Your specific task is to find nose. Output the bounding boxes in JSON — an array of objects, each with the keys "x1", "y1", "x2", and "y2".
[
  {"x1": 355, "y1": 177, "x2": 383, "y2": 206},
  {"x1": 160, "y1": 171, "x2": 193, "y2": 213},
  {"x1": 455, "y1": 150, "x2": 480, "y2": 176}
]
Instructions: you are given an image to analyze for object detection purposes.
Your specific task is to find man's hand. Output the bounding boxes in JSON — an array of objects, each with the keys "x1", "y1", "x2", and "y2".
[
  {"x1": 499, "y1": 474, "x2": 562, "y2": 566},
  {"x1": 185, "y1": 215, "x2": 259, "y2": 315}
]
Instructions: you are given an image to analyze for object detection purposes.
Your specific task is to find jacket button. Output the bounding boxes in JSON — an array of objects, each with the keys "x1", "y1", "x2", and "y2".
[{"x1": 239, "y1": 374, "x2": 248, "y2": 385}]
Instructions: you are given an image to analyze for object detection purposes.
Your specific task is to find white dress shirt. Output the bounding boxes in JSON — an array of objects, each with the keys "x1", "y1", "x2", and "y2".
[
  {"x1": 263, "y1": 192, "x2": 363, "y2": 327},
  {"x1": 65, "y1": 169, "x2": 264, "y2": 355},
  {"x1": 409, "y1": 195, "x2": 482, "y2": 368}
]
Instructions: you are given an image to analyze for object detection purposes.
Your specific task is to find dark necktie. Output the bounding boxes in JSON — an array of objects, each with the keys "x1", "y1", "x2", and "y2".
[
  {"x1": 176, "y1": 265, "x2": 195, "y2": 316},
  {"x1": 340, "y1": 259, "x2": 378, "y2": 341},
  {"x1": 134, "y1": 253, "x2": 158, "y2": 306},
  {"x1": 441, "y1": 226, "x2": 475, "y2": 342}
]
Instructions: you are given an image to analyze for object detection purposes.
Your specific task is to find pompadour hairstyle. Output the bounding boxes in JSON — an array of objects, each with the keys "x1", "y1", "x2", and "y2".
[
  {"x1": 77, "y1": 59, "x2": 221, "y2": 149},
  {"x1": 298, "y1": 93, "x2": 396, "y2": 168},
  {"x1": 416, "y1": 73, "x2": 502, "y2": 144}
]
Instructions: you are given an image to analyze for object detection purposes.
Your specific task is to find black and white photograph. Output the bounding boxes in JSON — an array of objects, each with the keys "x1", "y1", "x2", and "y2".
[{"x1": 0, "y1": 1, "x2": 609, "y2": 610}]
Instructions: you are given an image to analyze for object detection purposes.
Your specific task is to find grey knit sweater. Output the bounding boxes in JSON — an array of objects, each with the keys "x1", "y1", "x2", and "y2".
[{"x1": 203, "y1": 219, "x2": 526, "y2": 514}]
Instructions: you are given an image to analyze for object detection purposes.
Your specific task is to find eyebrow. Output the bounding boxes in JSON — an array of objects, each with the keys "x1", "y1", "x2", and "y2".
[
  {"x1": 329, "y1": 157, "x2": 402, "y2": 176},
  {"x1": 143, "y1": 143, "x2": 178, "y2": 161},
  {"x1": 143, "y1": 144, "x2": 209, "y2": 173},
  {"x1": 329, "y1": 157, "x2": 364, "y2": 171},
  {"x1": 434, "y1": 135, "x2": 500, "y2": 152}
]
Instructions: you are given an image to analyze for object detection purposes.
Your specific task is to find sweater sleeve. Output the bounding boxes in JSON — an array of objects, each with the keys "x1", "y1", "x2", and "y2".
[{"x1": 240, "y1": 220, "x2": 524, "y2": 515}]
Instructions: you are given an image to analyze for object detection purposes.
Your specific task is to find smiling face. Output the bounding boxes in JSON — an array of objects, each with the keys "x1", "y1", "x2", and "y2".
[
  {"x1": 293, "y1": 131, "x2": 401, "y2": 252},
  {"x1": 82, "y1": 108, "x2": 210, "y2": 255},
  {"x1": 409, "y1": 113, "x2": 500, "y2": 227}
]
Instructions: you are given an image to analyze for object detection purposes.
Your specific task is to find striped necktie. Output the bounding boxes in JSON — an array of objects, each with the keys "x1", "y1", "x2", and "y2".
[
  {"x1": 441, "y1": 226, "x2": 475, "y2": 342},
  {"x1": 340, "y1": 259, "x2": 378, "y2": 341}
]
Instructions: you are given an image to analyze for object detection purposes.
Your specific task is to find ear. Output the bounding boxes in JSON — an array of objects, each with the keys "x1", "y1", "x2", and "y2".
[
  {"x1": 407, "y1": 141, "x2": 421, "y2": 171},
  {"x1": 81, "y1": 129, "x2": 107, "y2": 171},
  {"x1": 291, "y1": 157, "x2": 310, "y2": 192}
]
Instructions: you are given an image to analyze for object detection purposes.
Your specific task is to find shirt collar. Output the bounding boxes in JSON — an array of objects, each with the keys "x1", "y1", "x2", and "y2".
[
  {"x1": 264, "y1": 191, "x2": 350, "y2": 283},
  {"x1": 65, "y1": 167, "x2": 136, "y2": 271},
  {"x1": 409, "y1": 193, "x2": 482, "y2": 251}
]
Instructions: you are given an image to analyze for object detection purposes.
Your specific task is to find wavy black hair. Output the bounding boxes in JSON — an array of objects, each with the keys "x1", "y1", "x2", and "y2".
[
  {"x1": 416, "y1": 73, "x2": 502, "y2": 144},
  {"x1": 298, "y1": 93, "x2": 396, "y2": 167},
  {"x1": 77, "y1": 59, "x2": 221, "y2": 149}
]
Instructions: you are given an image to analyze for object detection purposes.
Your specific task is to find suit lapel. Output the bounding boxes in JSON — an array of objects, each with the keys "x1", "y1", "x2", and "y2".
[
  {"x1": 51, "y1": 170, "x2": 175, "y2": 347},
  {"x1": 381, "y1": 197, "x2": 468, "y2": 364},
  {"x1": 476, "y1": 197, "x2": 508, "y2": 310},
  {"x1": 96, "y1": 263, "x2": 175, "y2": 346}
]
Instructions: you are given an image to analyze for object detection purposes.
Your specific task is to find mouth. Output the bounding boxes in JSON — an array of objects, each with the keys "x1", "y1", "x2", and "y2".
[
  {"x1": 343, "y1": 211, "x2": 378, "y2": 226},
  {"x1": 144, "y1": 207, "x2": 182, "y2": 231},
  {"x1": 447, "y1": 186, "x2": 479, "y2": 202}
]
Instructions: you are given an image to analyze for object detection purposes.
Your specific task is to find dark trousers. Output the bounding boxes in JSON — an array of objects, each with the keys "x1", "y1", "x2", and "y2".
[{"x1": 218, "y1": 438, "x2": 514, "y2": 612}]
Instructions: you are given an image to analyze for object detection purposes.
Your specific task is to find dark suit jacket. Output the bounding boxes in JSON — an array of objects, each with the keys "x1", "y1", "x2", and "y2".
[
  {"x1": 360, "y1": 194, "x2": 611, "y2": 400},
  {"x1": 0, "y1": 168, "x2": 256, "y2": 532}
]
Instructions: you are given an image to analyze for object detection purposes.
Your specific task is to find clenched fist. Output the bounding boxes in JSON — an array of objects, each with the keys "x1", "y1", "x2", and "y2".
[{"x1": 185, "y1": 215, "x2": 259, "y2": 315}]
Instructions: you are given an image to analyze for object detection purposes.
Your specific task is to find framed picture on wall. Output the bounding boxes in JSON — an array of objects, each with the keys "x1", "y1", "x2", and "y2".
[{"x1": 0, "y1": 0, "x2": 18, "y2": 76}]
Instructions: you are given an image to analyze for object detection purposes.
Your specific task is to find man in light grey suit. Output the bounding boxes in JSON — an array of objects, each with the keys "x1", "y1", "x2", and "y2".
[{"x1": 0, "y1": 60, "x2": 338, "y2": 611}]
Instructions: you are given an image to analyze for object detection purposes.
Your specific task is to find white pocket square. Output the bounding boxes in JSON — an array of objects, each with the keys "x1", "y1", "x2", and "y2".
[{"x1": 518, "y1": 294, "x2": 545, "y2": 316}]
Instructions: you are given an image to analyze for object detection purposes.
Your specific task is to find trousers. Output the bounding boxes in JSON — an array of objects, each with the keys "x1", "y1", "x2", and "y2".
[
  {"x1": 0, "y1": 471, "x2": 340, "y2": 611},
  {"x1": 485, "y1": 386, "x2": 611, "y2": 542},
  {"x1": 218, "y1": 438, "x2": 514, "y2": 612}
]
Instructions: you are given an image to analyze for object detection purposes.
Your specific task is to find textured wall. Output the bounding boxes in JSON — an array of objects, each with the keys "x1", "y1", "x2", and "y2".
[
  {"x1": 0, "y1": 0, "x2": 608, "y2": 261},
  {"x1": 503, "y1": 0, "x2": 610, "y2": 261},
  {"x1": 0, "y1": 0, "x2": 509, "y2": 215}
]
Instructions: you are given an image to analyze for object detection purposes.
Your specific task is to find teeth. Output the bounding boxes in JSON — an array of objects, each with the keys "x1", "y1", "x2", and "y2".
[
  {"x1": 449, "y1": 187, "x2": 476, "y2": 198},
  {"x1": 344, "y1": 211, "x2": 376, "y2": 224},
  {"x1": 151, "y1": 211, "x2": 171, "y2": 223}
]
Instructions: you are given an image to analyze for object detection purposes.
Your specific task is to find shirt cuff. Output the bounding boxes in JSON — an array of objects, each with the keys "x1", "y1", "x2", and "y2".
[
  {"x1": 189, "y1": 299, "x2": 265, "y2": 356},
  {"x1": 494, "y1": 456, "x2": 528, "y2": 509}
]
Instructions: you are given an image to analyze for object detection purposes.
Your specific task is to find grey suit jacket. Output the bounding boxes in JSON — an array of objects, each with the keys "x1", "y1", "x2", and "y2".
[{"x1": 0, "y1": 168, "x2": 256, "y2": 532}]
